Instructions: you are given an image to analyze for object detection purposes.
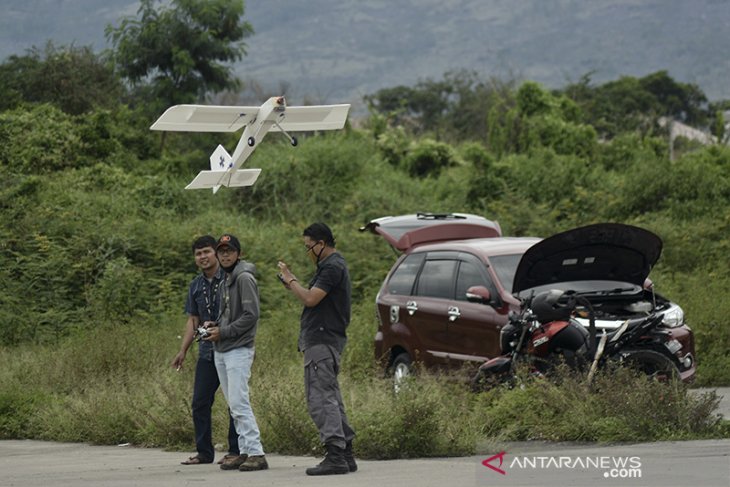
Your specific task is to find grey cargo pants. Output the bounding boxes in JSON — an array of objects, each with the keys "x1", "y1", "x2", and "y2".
[{"x1": 303, "y1": 344, "x2": 356, "y2": 449}]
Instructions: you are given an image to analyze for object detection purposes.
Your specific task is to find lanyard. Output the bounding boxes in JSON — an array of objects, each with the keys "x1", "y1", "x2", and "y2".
[{"x1": 202, "y1": 276, "x2": 221, "y2": 319}]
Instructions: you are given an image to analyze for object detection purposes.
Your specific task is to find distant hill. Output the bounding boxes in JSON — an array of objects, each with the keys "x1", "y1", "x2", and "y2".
[{"x1": 2, "y1": 0, "x2": 729, "y2": 114}]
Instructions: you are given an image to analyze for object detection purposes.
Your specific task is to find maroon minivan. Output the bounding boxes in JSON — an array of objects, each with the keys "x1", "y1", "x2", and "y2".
[{"x1": 362, "y1": 214, "x2": 696, "y2": 384}]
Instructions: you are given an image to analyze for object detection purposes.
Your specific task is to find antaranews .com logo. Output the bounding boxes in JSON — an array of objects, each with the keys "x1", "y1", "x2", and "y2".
[{"x1": 482, "y1": 451, "x2": 642, "y2": 479}]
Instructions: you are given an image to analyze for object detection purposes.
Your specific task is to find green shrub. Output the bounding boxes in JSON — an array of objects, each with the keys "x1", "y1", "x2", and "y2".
[
  {"x1": 0, "y1": 104, "x2": 85, "y2": 172},
  {"x1": 404, "y1": 138, "x2": 456, "y2": 177}
]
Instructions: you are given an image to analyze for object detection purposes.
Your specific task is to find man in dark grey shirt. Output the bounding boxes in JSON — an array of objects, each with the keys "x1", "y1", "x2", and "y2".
[{"x1": 278, "y1": 222, "x2": 357, "y2": 476}]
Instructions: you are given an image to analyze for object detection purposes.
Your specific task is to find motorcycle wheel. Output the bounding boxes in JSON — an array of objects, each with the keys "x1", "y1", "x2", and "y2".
[
  {"x1": 470, "y1": 368, "x2": 513, "y2": 393},
  {"x1": 619, "y1": 349, "x2": 679, "y2": 382}
]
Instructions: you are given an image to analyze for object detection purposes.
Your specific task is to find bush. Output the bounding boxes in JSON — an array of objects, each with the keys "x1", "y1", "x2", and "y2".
[
  {"x1": 404, "y1": 138, "x2": 456, "y2": 177},
  {"x1": 479, "y1": 366, "x2": 722, "y2": 443},
  {"x1": 0, "y1": 104, "x2": 86, "y2": 172},
  {"x1": 375, "y1": 126, "x2": 410, "y2": 167}
]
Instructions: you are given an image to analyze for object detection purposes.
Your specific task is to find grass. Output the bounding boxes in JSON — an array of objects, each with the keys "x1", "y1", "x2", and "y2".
[{"x1": 0, "y1": 319, "x2": 725, "y2": 457}]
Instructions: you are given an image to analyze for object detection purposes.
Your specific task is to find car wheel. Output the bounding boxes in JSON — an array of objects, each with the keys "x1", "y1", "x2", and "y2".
[
  {"x1": 620, "y1": 349, "x2": 679, "y2": 382},
  {"x1": 390, "y1": 352, "x2": 412, "y2": 392}
]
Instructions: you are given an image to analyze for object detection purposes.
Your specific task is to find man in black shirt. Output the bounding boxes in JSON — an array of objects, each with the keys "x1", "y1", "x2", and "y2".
[{"x1": 277, "y1": 223, "x2": 357, "y2": 476}]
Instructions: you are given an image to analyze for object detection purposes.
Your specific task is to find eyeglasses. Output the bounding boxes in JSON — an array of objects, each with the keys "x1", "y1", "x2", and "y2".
[
  {"x1": 217, "y1": 247, "x2": 237, "y2": 255},
  {"x1": 305, "y1": 242, "x2": 321, "y2": 254}
]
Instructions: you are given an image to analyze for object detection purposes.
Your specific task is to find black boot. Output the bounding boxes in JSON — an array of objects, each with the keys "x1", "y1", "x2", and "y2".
[
  {"x1": 344, "y1": 441, "x2": 357, "y2": 472},
  {"x1": 305, "y1": 444, "x2": 349, "y2": 476}
]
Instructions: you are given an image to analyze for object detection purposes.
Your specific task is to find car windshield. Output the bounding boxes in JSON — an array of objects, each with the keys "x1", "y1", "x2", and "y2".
[
  {"x1": 488, "y1": 254, "x2": 642, "y2": 296},
  {"x1": 488, "y1": 254, "x2": 522, "y2": 291}
]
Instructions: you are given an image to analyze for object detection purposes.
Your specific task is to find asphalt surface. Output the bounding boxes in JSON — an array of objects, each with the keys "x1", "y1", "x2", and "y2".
[
  {"x1": 1, "y1": 388, "x2": 727, "y2": 487},
  {"x1": 2, "y1": 438, "x2": 728, "y2": 487}
]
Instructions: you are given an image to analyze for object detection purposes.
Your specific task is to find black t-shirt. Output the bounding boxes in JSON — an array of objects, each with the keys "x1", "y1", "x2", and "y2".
[{"x1": 298, "y1": 252, "x2": 351, "y2": 353}]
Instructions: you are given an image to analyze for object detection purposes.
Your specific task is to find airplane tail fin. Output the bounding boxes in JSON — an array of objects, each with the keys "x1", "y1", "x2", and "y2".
[
  {"x1": 209, "y1": 145, "x2": 233, "y2": 193},
  {"x1": 210, "y1": 144, "x2": 233, "y2": 171},
  {"x1": 185, "y1": 169, "x2": 261, "y2": 191}
]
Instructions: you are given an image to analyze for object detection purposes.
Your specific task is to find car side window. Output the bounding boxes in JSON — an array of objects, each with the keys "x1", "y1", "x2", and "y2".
[
  {"x1": 455, "y1": 260, "x2": 488, "y2": 301},
  {"x1": 387, "y1": 253, "x2": 425, "y2": 295},
  {"x1": 455, "y1": 253, "x2": 500, "y2": 303},
  {"x1": 415, "y1": 259, "x2": 457, "y2": 299}
]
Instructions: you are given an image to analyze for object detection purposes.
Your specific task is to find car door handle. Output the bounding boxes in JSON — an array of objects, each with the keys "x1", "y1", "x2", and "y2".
[
  {"x1": 448, "y1": 306, "x2": 461, "y2": 322},
  {"x1": 406, "y1": 301, "x2": 418, "y2": 316}
]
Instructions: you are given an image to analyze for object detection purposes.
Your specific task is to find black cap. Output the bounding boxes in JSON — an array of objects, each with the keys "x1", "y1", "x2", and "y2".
[{"x1": 216, "y1": 234, "x2": 241, "y2": 253}]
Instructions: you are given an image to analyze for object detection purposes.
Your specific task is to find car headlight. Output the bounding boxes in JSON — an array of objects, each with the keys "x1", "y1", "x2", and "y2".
[{"x1": 662, "y1": 304, "x2": 684, "y2": 328}]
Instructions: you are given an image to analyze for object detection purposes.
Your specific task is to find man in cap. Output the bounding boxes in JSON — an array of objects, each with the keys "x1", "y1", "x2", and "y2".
[{"x1": 202, "y1": 233, "x2": 268, "y2": 472}]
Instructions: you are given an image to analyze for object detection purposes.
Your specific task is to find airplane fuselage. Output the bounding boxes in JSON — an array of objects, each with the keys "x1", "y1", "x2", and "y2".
[{"x1": 228, "y1": 96, "x2": 286, "y2": 173}]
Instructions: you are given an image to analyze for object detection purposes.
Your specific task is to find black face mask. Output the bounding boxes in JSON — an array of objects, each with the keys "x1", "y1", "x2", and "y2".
[{"x1": 221, "y1": 260, "x2": 238, "y2": 274}]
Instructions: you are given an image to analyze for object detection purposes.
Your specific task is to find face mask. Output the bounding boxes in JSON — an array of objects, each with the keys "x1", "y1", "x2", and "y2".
[
  {"x1": 221, "y1": 260, "x2": 238, "y2": 274},
  {"x1": 307, "y1": 242, "x2": 324, "y2": 265}
]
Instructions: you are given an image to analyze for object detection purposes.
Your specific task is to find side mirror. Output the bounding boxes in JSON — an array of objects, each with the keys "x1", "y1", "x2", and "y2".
[{"x1": 466, "y1": 285, "x2": 491, "y2": 304}]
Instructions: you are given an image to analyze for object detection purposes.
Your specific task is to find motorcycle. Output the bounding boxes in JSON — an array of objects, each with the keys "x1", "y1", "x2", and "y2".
[{"x1": 470, "y1": 289, "x2": 681, "y2": 392}]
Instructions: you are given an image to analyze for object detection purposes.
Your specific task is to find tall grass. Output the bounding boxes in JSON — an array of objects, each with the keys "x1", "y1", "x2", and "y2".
[{"x1": 0, "y1": 317, "x2": 725, "y2": 456}]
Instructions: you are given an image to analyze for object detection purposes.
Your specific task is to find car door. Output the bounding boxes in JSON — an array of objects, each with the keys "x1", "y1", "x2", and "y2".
[
  {"x1": 376, "y1": 252, "x2": 425, "y2": 361},
  {"x1": 408, "y1": 253, "x2": 459, "y2": 367},
  {"x1": 442, "y1": 253, "x2": 505, "y2": 364}
]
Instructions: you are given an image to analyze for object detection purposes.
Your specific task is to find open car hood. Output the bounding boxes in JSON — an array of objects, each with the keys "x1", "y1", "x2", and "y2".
[
  {"x1": 512, "y1": 223, "x2": 663, "y2": 294},
  {"x1": 360, "y1": 212, "x2": 501, "y2": 252}
]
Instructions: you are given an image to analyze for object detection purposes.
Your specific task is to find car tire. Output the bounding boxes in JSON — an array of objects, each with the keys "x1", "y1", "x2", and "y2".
[
  {"x1": 619, "y1": 348, "x2": 680, "y2": 381},
  {"x1": 390, "y1": 352, "x2": 412, "y2": 392}
]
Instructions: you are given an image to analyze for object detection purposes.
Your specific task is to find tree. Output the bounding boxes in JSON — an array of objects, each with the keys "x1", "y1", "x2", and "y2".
[
  {"x1": 561, "y1": 71, "x2": 711, "y2": 139},
  {"x1": 365, "y1": 70, "x2": 517, "y2": 142},
  {"x1": 0, "y1": 42, "x2": 124, "y2": 115},
  {"x1": 105, "y1": 0, "x2": 253, "y2": 108}
]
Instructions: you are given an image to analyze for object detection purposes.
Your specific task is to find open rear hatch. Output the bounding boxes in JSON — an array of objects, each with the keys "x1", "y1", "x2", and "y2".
[
  {"x1": 360, "y1": 212, "x2": 502, "y2": 252},
  {"x1": 512, "y1": 223, "x2": 663, "y2": 294}
]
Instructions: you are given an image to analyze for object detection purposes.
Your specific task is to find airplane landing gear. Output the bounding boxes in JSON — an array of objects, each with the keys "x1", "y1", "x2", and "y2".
[{"x1": 274, "y1": 121, "x2": 298, "y2": 147}]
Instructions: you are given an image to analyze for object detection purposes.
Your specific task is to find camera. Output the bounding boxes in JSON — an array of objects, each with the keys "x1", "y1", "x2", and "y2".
[
  {"x1": 194, "y1": 325, "x2": 212, "y2": 342},
  {"x1": 277, "y1": 272, "x2": 287, "y2": 285}
]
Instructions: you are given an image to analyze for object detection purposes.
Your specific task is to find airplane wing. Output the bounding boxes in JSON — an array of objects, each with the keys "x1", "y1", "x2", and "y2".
[
  {"x1": 272, "y1": 104, "x2": 350, "y2": 132},
  {"x1": 150, "y1": 105, "x2": 260, "y2": 132},
  {"x1": 185, "y1": 169, "x2": 262, "y2": 190}
]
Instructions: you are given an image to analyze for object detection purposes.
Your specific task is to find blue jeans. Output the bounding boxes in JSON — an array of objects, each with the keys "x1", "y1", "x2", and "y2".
[
  {"x1": 214, "y1": 346, "x2": 264, "y2": 456},
  {"x1": 192, "y1": 347, "x2": 239, "y2": 461}
]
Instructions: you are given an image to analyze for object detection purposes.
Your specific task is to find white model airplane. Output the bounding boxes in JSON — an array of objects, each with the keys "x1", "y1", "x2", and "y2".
[{"x1": 150, "y1": 96, "x2": 350, "y2": 192}]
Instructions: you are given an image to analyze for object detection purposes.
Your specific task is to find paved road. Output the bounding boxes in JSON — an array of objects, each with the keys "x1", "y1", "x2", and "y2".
[{"x1": 1, "y1": 438, "x2": 728, "y2": 487}]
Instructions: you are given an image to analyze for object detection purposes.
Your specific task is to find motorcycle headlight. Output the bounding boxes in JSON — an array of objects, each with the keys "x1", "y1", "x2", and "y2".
[{"x1": 662, "y1": 304, "x2": 685, "y2": 328}]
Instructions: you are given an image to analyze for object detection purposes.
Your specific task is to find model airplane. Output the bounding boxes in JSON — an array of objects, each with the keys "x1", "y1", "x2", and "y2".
[{"x1": 150, "y1": 96, "x2": 350, "y2": 192}]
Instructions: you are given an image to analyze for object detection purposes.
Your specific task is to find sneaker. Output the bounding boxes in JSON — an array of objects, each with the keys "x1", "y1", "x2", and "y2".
[
  {"x1": 239, "y1": 455, "x2": 269, "y2": 471},
  {"x1": 220, "y1": 454, "x2": 248, "y2": 470}
]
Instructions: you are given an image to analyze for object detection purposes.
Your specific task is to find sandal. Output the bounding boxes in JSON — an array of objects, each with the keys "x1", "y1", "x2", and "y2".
[{"x1": 181, "y1": 454, "x2": 213, "y2": 465}]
